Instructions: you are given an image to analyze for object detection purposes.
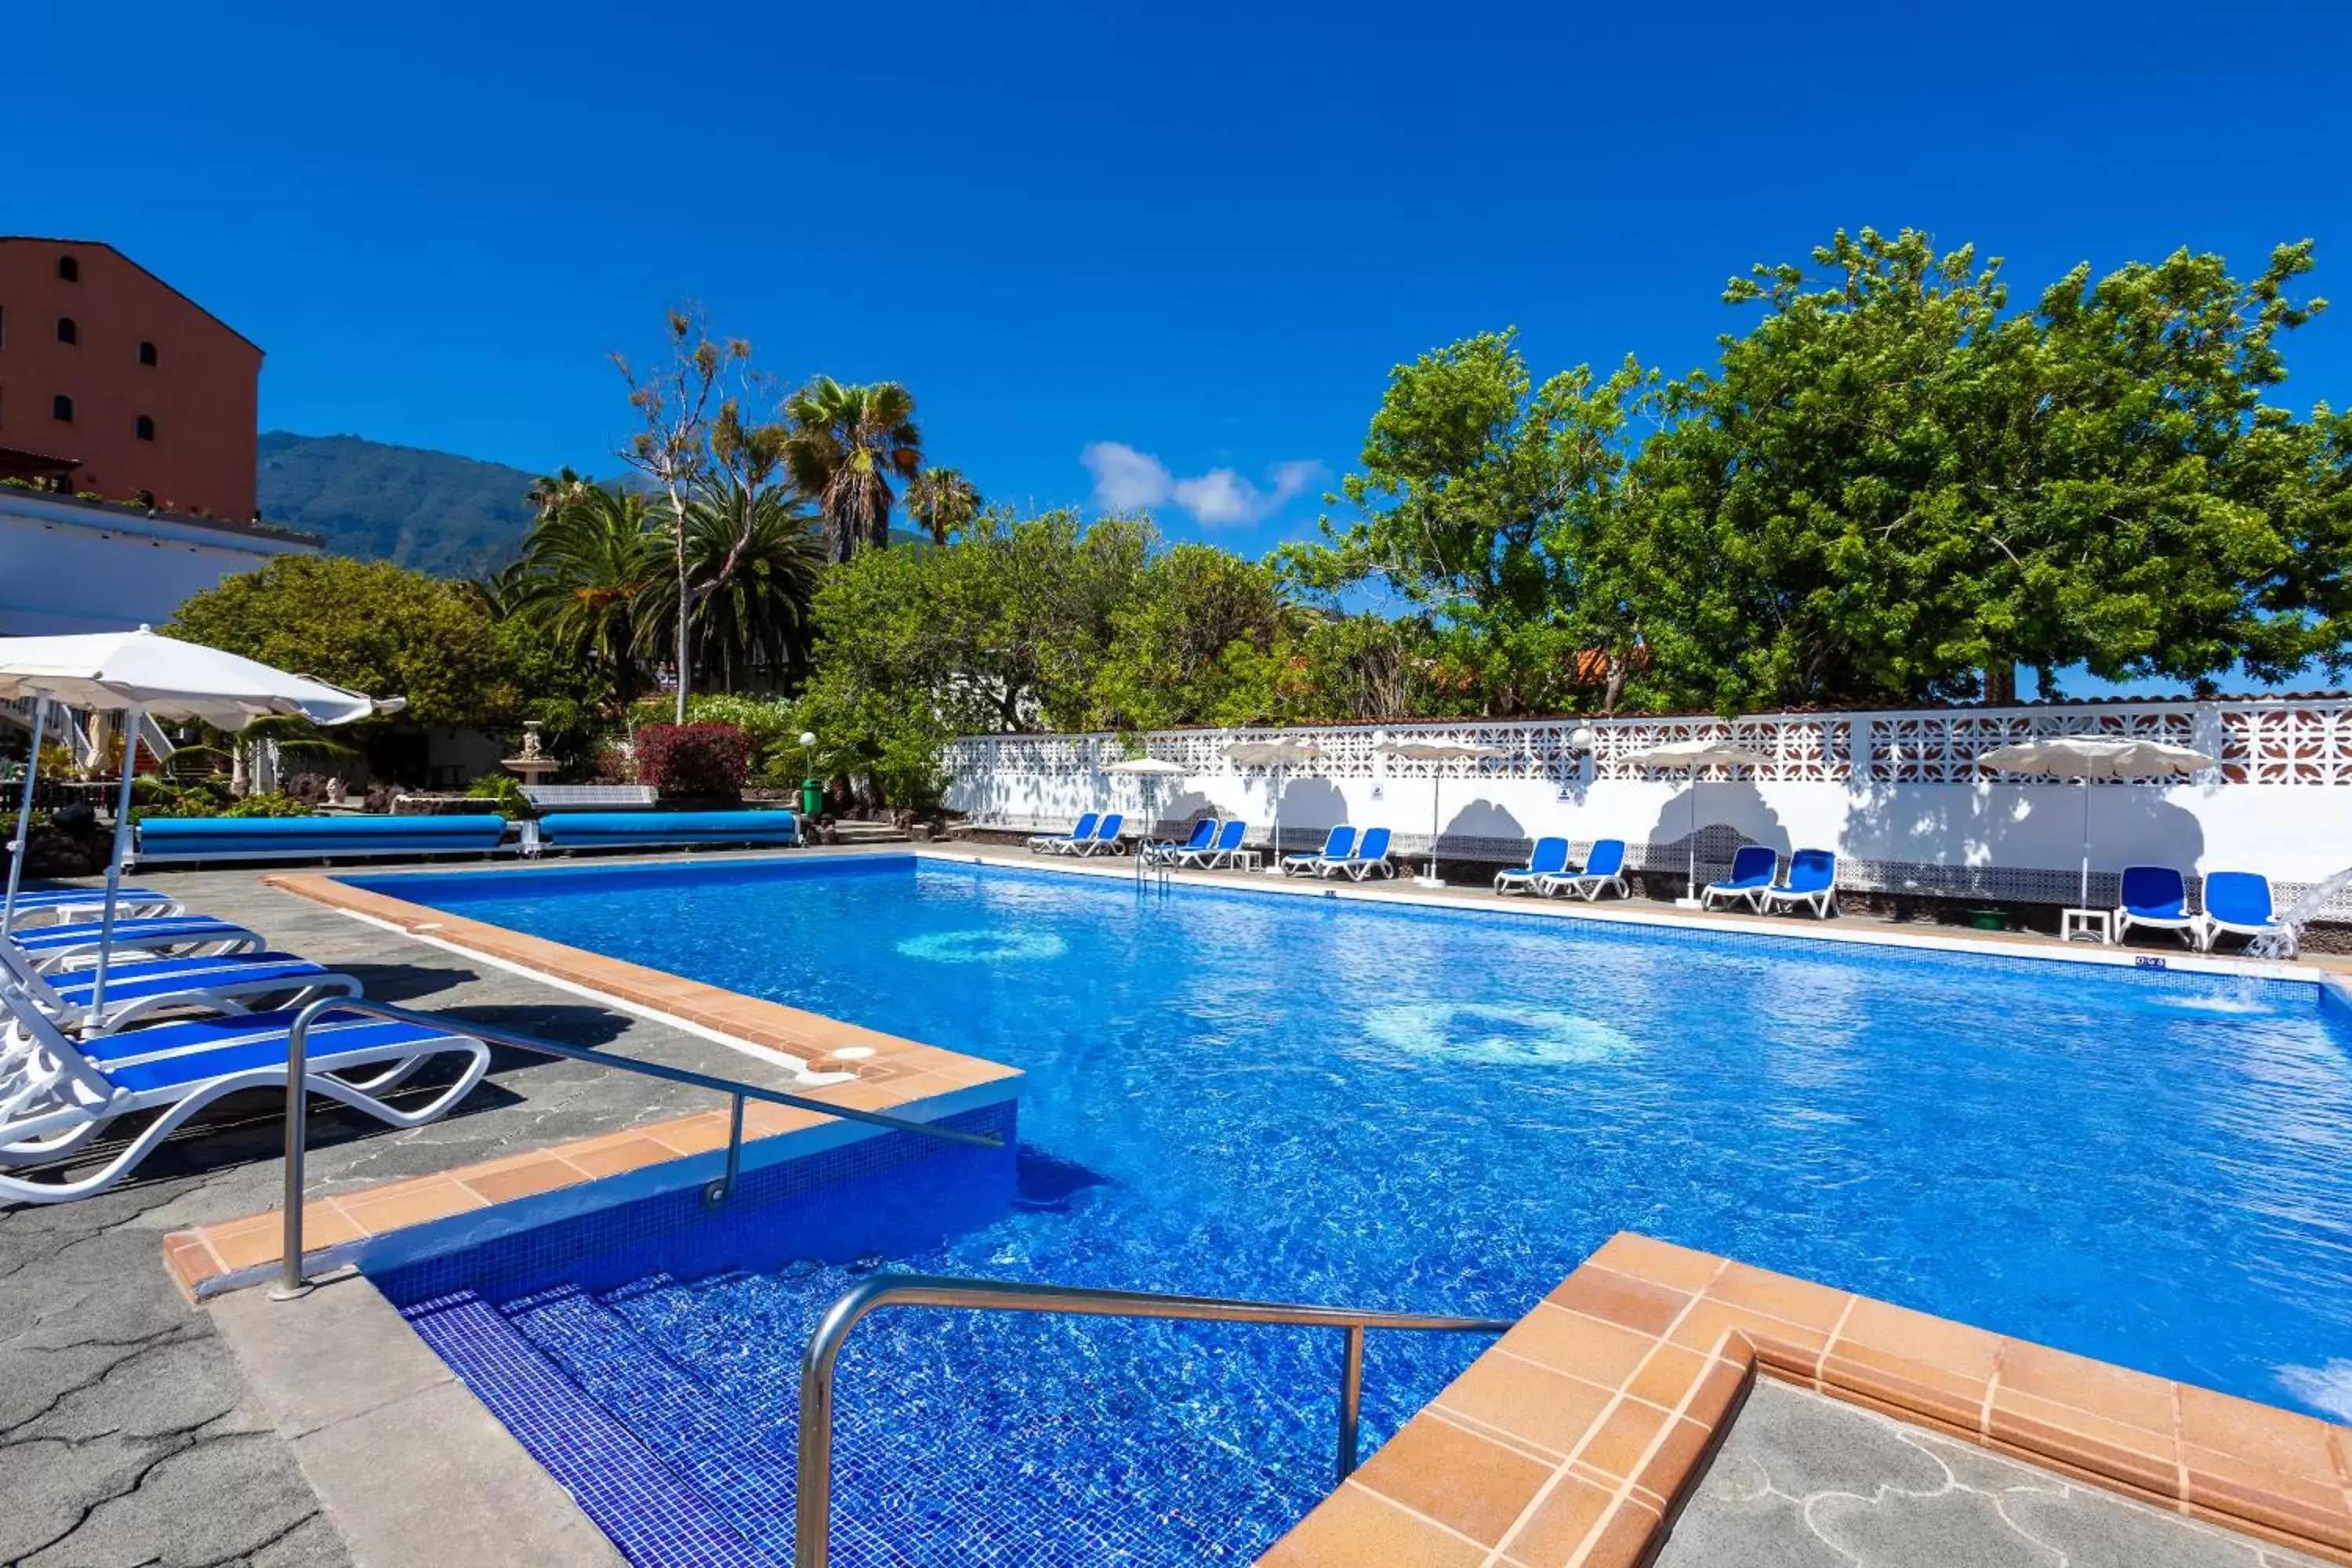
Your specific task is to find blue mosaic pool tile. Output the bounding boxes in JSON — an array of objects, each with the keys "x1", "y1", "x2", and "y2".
[
  {"x1": 506, "y1": 1285, "x2": 799, "y2": 1560},
  {"x1": 404, "y1": 1290, "x2": 778, "y2": 1568}
]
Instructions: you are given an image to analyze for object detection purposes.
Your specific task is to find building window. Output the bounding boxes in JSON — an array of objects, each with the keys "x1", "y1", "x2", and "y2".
[
  {"x1": 53, "y1": 395, "x2": 73, "y2": 423},
  {"x1": 135, "y1": 415, "x2": 155, "y2": 441},
  {"x1": 57, "y1": 256, "x2": 79, "y2": 282},
  {"x1": 56, "y1": 318, "x2": 77, "y2": 346},
  {"x1": 139, "y1": 340, "x2": 158, "y2": 367}
]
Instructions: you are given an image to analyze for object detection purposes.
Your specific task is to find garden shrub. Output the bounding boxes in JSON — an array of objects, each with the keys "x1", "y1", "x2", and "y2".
[{"x1": 634, "y1": 724, "x2": 748, "y2": 800}]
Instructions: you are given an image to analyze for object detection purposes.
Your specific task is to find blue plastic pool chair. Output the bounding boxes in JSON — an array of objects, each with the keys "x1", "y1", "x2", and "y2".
[
  {"x1": 2114, "y1": 866, "x2": 2198, "y2": 947},
  {"x1": 1541, "y1": 838, "x2": 1630, "y2": 902},
  {"x1": 1283, "y1": 826, "x2": 1353, "y2": 877},
  {"x1": 1700, "y1": 845, "x2": 1780, "y2": 913},
  {"x1": 1758, "y1": 849, "x2": 1838, "y2": 919},
  {"x1": 1174, "y1": 819, "x2": 1248, "y2": 870},
  {"x1": 1066, "y1": 813, "x2": 1126, "y2": 857},
  {"x1": 0, "y1": 987, "x2": 490, "y2": 1206},
  {"x1": 2199, "y1": 871, "x2": 2292, "y2": 956},
  {"x1": 1495, "y1": 837, "x2": 1570, "y2": 896},
  {"x1": 1327, "y1": 826, "x2": 1395, "y2": 880},
  {"x1": 1029, "y1": 813, "x2": 1098, "y2": 855},
  {"x1": 1152, "y1": 819, "x2": 1217, "y2": 862}
]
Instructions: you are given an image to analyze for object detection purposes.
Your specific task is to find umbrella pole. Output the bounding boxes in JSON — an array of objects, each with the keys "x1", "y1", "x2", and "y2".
[
  {"x1": 2, "y1": 696, "x2": 49, "y2": 937},
  {"x1": 1686, "y1": 778, "x2": 1699, "y2": 902},
  {"x1": 2079, "y1": 775, "x2": 2092, "y2": 911},
  {"x1": 1266, "y1": 765, "x2": 1283, "y2": 874},
  {"x1": 90, "y1": 705, "x2": 143, "y2": 1018},
  {"x1": 1426, "y1": 774, "x2": 1442, "y2": 886}
]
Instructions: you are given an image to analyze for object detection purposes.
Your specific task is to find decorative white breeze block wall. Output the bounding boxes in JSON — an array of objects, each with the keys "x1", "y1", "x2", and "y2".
[{"x1": 942, "y1": 699, "x2": 2352, "y2": 915}]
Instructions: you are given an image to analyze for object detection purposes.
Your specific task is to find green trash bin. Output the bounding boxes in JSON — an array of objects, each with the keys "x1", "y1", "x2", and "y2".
[{"x1": 800, "y1": 778, "x2": 822, "y2": 818}]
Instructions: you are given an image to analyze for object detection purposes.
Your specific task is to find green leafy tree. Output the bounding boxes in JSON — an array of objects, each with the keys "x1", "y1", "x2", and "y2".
[
  {"x1": 1286, "y1": 331, "x2": 1652, "y2": 715},
  {"x1": 169, "y1": 555, "x2": 521, "y2": 728},
  {"x1": 1617, "y1": 229, "x2": 2341, "y2": 709},
  {"x1": 782, "y1": 376, "x2": 924, "y2": 564},
  {"x1": 1093, "y1": 544, "x2": 1287, "y2": 731}
]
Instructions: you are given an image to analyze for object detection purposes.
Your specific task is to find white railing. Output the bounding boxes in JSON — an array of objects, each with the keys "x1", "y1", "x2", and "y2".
[{"x1": 940, "y1": 698, "x2": 2352, "y2": 917}]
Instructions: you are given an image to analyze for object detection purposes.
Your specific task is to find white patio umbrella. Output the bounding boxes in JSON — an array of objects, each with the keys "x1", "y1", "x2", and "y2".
[
  {"x1": 1374, "y1": 738, "x2": 1510, "y2": 887},
  {"x1": 1103, "y1": 756, "x2": 1186, "y2": 836},
  {"x1": 1977, "y1": 735, "x2": 2216, "y2": 910},
  {"x1": 1223, "y1": 737, "x2": 1325, "y2": 871},
  {"x1": 1624, "y1": 738, "x2": 1776, "y2": 902},
  {"x1": 0, "y1": 627, "x2": 402, "y2": 1014}
]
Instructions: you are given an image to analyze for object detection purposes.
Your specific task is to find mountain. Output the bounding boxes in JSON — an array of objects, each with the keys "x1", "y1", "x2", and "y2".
[
  {"x1": 256, "y1": 430, "x2": 937, "y2": 576},
  {"x1": 256, "y1": 431, "x2": 542, "y2": 578}
]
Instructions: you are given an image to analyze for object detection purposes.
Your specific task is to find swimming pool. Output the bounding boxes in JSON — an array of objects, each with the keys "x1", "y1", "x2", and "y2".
[{"x1": 354, "y1": 854, "x2": 2352, "y2": 1563}]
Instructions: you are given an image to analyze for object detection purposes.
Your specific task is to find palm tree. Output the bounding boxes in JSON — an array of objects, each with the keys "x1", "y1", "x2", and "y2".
[
  {"x1": 517, "y1": 484, "x2": 662, "y2": 705},
  {"x1": 633, "y1": 482, "x2": 822, "y2": 691},
  {"x1": 905, "y1": 466, "x2": 981, "y2": 547},
  {"x1": 781, "y1": 377, "x2": 923, "y2": 564},
  {"x1": 524, "y1": 466, "x2": 593, "y2": 518},
  {"x1": 461, "y1": 557, "x2": 537, "y2": 620}
]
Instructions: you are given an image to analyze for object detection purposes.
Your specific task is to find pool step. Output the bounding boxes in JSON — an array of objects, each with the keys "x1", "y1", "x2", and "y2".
[
  {"x1": 503, "y1": 1284, "x2": 800, "y2": 1565},
  {"x1": 401, "y1": 1290, "x2": 776, "y2": 1568}
]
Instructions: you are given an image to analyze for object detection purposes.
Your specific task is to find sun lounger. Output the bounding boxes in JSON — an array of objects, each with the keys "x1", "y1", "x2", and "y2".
[
  {"x1": 0, "y1": 988, "x2": 490, "y2": 1204},
  {"x1": 1540, "y1": 838, "x2": 1630, "y2": 902},
  {"x1": 1282, "y1": 826, "x2": 1354, "y2": 877},
  {"x1": 2, "y1": 936, "x2": 358, "y2": 1034},
  {"x1": 2198, "y1": 871, "x2": 2294, "y2": 956},
  {"x1": 1030, "y1": 814, "x2": 1099, "y2": 854},
  {"x1": 1495, "y1": 837, "x2": 1570, "y2": 896},
  {"x1": 2114, "y1": 865, "x2": 2199, "y2": 947},
  {"x1": 1061, "y1": 813, "x2": 1126, "y2": 857},
  {"x1": 1173, "y1": 819, "x2": 1248, "y2": 870},
  {"x1": 1757, "y1": 848, "x2": 1838, "y2": 918},
  {"x1": 1325, "y1": 826, "x2": 1396, "y2": 881},
  {"x1": 1700, "y1": 845, "x2": 1779, "y2": 913},
  {"x1": 11, "y1": 914, "x2": 265, "y2": 975},
  {"x1": 1147, "y1": 819, "x2": 1217, "y2": 864},
  {"x1": 2, "y1": 886, "x2": 183, "y2": 926}
]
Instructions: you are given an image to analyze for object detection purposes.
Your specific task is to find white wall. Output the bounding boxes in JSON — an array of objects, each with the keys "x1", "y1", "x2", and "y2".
[
  {"x1": 0, "y1": 490, "x2": 314, "y2": 637},
  {"x1": 942, "y1": 702, "x2": 2352, "y2": 913}
]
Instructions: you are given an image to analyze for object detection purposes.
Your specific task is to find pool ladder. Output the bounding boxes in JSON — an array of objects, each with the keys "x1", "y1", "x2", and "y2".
[
  {"x1": 793, "y1": 1273, "x2": 1512, "y2": 1566},
  {"x1": 1134, "y1": 840, "x2": 1173, "y2": 891}
]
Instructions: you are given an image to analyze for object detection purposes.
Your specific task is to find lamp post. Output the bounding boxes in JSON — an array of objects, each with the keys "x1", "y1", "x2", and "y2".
[{"x1": 798, "y1": 731, "x2": 821, "y2": 819}]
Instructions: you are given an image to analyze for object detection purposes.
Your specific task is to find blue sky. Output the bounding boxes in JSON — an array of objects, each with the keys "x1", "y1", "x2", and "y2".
[{"x1": 16, "y1": 0, "x2": 2352, "y2": 578}]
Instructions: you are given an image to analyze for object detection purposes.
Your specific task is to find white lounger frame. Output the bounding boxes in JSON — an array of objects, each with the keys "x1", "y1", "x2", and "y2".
[{"x1": 0, "y1": 989, "x2": 490, "y2": 1204}]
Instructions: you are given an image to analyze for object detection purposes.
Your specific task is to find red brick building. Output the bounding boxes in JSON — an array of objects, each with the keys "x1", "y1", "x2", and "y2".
[{"x1": 0, "y1": 238, "x2": 262, "y2": 520}]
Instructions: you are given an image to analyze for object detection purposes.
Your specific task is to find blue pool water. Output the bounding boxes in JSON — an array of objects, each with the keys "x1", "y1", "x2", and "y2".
[{"x1": 361, "y1": 855, "x2": 2352, "y2": 1564}]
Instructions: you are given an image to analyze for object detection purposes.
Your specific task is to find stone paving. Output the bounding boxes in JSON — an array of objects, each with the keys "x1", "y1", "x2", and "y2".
[
  {"x1": 0, "y1": 863, "x2": 824, "y2": 1568},
  {"x1": 1657, "y1": 1377, "x2": 2329, "y2": 1568}
]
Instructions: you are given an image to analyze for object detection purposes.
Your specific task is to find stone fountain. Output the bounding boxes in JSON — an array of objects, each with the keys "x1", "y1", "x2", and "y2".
[{"x1": 502, "y1": 722, "x2": 561, "y2": 790}]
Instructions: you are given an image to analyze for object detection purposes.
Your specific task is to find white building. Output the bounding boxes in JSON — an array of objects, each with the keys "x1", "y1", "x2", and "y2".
[{"x1": 0, "y1": 486, "x2": 314, "y2": 637}]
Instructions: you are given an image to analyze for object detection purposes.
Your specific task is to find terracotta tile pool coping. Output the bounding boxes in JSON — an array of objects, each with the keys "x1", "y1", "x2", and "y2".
[
  {"x1": 1262, "y1": 1233, "x2": 2352, "y2": 1567},
  {"x1": 162, "y1": 869, "x2": 1021, "y2": 1300}
]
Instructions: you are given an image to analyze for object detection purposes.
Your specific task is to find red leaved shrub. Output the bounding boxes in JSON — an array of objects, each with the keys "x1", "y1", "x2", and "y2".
[{"x1": 633, "y1": 724, "x2": 748, "y2": 800}]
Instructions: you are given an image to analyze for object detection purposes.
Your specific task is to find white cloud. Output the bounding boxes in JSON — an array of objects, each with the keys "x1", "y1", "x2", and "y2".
[
  {"x1": 1080, "y1": 441, "x2": 1173, "y2": 510},
  {"x1": 1083, "y1": 443, "x2": 1325, "y2": 528}
]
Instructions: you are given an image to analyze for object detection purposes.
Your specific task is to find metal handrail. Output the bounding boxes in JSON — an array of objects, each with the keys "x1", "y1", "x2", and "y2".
[
  {"x1": 269, "y1": 997, "x2": 1003, "y2": 1300},
  {"x1": 793, "y1": 1273, "x2": 1512, "y2": 1566}
]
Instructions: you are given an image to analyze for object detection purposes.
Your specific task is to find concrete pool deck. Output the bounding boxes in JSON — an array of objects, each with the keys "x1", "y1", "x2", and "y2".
[{"x1": 2, "y1": 845, "x2": 2347, "y2": 1566}]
